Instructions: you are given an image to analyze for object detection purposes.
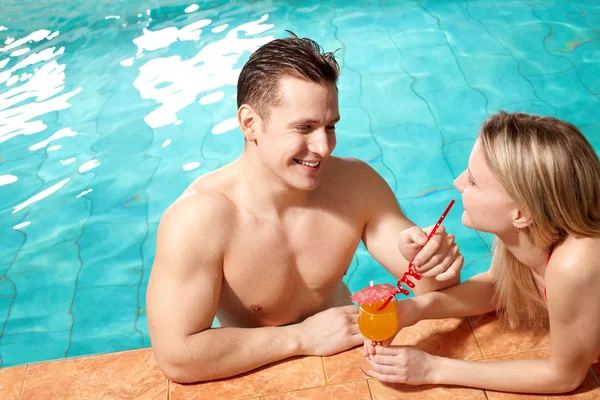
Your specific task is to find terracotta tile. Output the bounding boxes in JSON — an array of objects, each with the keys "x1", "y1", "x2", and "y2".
[
  {"x1": 368, "y1": 379, "x2": 487, "y2": 400},
  {"x1": 483, "y1": 349, "x2": 600, "y2": 399},
  {"x1": 469, "y1": 313, "x2": 550, "y2": 358},
  {"x1": 323, "y1": 346, "x2": 369, "y2": 385},
  {"x1": 264, "y1": 380, "x2": 371, "y2": 399},
  {"x1": 391, "y1": 317, "x2": 483, "y2": 360},
  {"x1": 0, "y1": 364, "x2": 27, "y2": 400},
  {"x1": 20, "y1": 348, "x2": 167, "y2": 400},
  {"x1": 170, "y1": 356, "x2": 325, "y2": 399}
]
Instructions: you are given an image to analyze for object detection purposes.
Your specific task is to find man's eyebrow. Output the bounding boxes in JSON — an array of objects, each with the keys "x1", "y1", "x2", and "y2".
[{"x1": 288, "y1": 117, "x2": 340, "y2": 126}]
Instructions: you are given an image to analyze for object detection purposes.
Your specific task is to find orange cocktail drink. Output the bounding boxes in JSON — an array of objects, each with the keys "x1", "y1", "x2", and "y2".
[{"x1": 358, "y1": 298, "x2": 399, "y2": 342}]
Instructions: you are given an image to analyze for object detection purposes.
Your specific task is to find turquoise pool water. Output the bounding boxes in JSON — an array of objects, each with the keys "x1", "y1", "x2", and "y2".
[{"x1": 1, "y1": 0, "x2": 599, "y2": 368}]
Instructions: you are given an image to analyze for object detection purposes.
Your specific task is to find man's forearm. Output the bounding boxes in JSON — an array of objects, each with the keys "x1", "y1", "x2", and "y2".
[
  {"x1": 160, "y1": 324, "x2": 302, "y2": 383},
  {"x1": 417, "y1": 272, "x2": 496, "y2": 321},
  {"x1": 435, "y1": 356, "x2": 583, "y2": 394}
]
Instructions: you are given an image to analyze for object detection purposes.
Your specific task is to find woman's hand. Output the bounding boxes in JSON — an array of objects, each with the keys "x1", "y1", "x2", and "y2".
[
  {"x1": 363, "y1": 298, "x2": 423, "y2": 357},
  {"x1": 398, "y1": 225, "x2": 462, "y2": 282},
  {"x1": 366, "y1": 345, "x2": 439, "y2": 385}
]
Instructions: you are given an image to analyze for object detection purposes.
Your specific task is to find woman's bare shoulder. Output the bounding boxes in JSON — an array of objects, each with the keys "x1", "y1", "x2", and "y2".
[{"x1": 547, "y1": 235, "x2": 600, "y2": 287}]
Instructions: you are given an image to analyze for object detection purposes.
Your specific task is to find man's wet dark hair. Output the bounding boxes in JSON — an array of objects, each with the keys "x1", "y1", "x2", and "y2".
[{"x1": 237, "y1": 32, "x2": 340, "y2": 121}]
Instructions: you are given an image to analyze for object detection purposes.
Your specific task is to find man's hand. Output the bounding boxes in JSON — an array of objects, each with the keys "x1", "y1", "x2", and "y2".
[
  {"x1": 398, "y1": 225, "x2": 463, "y2": 282},
  {"x1": 295, "y1": 305, "x2": 363, "y2": 356}
]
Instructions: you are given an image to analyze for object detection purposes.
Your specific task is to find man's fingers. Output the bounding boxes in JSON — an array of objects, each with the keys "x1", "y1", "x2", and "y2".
[
  {"x1": 351, "y1": 333, "x2": 364, "y2": 347},
  {"x1": 342, "y1": 305, "x2": 359, "y2": 314}
]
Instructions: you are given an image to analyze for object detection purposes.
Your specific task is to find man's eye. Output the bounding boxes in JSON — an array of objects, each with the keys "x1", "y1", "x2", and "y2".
[
  {"x1": 326, "y1": 125, "x2": 336, "y2": 131},
  {"x1": 297, "y1": 125, "x2": 310, "y2": 131}
]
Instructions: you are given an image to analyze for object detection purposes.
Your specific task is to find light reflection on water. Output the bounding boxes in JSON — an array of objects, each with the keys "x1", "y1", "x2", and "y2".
[
  {"x1": 0, "y1": 8, "x2": 275, "y2": 214},
  {"x1": 1, "y1": 0, "x2": 599, "y2": 368},
  {"x1": 0, "y1": 2, "x2": 279, "y2": 367},
  {"x1": 128, "y1": 13, "x2": 273, "y2": 128}
]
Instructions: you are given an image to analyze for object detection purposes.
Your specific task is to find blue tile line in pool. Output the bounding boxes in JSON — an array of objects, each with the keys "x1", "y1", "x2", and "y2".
[{"x1": 0, "y1": 0, "x2": 599, "y2": 367}]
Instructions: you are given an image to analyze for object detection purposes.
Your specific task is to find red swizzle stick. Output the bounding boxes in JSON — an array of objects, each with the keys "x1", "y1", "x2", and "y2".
[{"x1": 378, "y1": 199, "x2": 456, "y2": 310}]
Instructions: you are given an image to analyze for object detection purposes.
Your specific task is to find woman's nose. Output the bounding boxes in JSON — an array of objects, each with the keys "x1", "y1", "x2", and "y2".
[{"x1": 454, "y1": 171, "x2": 466, "y2": 192}]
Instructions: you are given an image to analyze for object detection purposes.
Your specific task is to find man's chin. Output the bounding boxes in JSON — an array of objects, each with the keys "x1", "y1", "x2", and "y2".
[{"x1": 291, "y1": 178, "x2": 320, "y2": 191}]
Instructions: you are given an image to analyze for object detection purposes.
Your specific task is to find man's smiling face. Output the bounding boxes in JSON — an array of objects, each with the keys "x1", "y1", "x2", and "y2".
[{"x1": 254, "y1": 76, "x2": 339, "y2": 191}]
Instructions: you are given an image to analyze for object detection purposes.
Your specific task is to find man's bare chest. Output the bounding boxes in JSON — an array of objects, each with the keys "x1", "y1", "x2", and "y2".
[{"x1": 217, "y1": 211, "x2": 362, "y2": 325}]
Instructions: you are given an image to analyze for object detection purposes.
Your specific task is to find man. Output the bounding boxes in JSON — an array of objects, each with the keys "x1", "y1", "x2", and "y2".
[{"x1": 146, "y1": 34, "x2": 463, "y2": 383}]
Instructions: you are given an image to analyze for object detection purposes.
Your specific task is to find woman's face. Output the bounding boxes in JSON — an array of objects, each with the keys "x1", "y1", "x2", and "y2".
[{"x1": 454, "y1": 140, "x2": 520, "y2": 235}]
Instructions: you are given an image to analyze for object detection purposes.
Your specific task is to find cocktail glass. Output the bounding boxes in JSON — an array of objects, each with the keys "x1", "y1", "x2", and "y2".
[{"x1": 358, "y1": 296, "x2": 399, "y2": 375}]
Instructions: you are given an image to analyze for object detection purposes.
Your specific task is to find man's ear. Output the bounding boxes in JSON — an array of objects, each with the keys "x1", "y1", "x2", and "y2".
[{"x1": 238, "y1": 105, "x2": 259, "y2": 142}]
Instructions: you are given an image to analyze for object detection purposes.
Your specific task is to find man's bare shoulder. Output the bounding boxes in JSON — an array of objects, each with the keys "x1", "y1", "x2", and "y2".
[
  {"x1": 326, "y1": 156, "x2": 381, "y2": 180},
  {"x1": 325, "y1": 156, "x2": 392, "y2": 193},
  {"x1": 161, "y1": 187, "x2": 235, "y2": 238},
  {"x1": 163, "y1": 164, "x2": 238, "y2": 229},
  {"x1": 155, "y1": 173, "x2": 237, "y2": 272}
]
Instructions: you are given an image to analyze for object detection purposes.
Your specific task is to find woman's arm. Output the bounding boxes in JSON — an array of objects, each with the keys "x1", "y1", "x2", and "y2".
[
  {"x1": 433, "y1": 241, "x2": 600, "y2": 393},
  {"x1": 368, "y1": 238, "x2": 600, "y2": 394},
  {"x1": 403, "y1": 256, "x2": 501, "y2": 326},
  {"x1": 364, "y1": 261, "x2": 498, "y2": 356},
  {"x1": 415, "y1": 269, "x2": 496, "y2": 321}
]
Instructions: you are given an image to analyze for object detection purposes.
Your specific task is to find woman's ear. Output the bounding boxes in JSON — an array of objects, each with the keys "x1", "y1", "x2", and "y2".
[
  {"x1": 238, "y1": 105, "x2": 258, "y2": 142},
  {"x1": 513, "y1": 208, "x2": 533, "y2": 230}
]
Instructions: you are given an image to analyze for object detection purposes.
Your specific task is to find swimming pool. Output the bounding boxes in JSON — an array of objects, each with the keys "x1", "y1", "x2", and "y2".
[{"x1": 1, "y1": 0, "x2": 598, "y2": 368}]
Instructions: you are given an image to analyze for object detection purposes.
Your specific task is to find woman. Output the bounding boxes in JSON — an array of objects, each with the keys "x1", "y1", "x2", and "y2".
[{"x1": 365, "y1": 111, "x2": 600, "y2": 394}]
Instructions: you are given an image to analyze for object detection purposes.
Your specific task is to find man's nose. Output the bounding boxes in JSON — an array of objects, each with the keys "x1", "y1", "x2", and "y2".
[{"x1": 308, "y1": 129, "x2": 332, "y2": 156}]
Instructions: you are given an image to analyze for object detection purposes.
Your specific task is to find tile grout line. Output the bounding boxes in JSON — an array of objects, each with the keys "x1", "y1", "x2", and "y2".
[
  {"x1": 466, "y1": 317, "x2": 486, "y2": 359},
  {"x1": 246, "y1": 377, "x2": 370, "y2": 398},
  {"x1": 0, "y1": 209, "x2": 30, "y2": 368},
  {"x1": 18, "y1": 364, "x2": 28, "y2": 400},
  {"x1": 320, "y1": 356, "x2": 328, "y2": 385},
  {"x1": 462, "y1": 0, "x2": 559, "y2": 116},
  {"x1": 366, "y1": 378, "x2": 374, "y2": 400},
  {"x1": 482, "y1": 388, "x2": 491, "y2": 400}
]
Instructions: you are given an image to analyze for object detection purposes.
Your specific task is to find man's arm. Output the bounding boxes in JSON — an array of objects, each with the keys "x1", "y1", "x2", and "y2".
[
  {"x1": 147, "y1": 191, "x2": 361, "y2": 383},
  {"x1": 356, "y1": 161, "x2": 462, "y2": 294}
]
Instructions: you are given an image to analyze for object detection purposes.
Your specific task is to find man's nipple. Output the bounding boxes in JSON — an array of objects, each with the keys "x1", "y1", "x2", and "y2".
[{"x1": 250, "y1": 304, "x2": 263, "y2": 312}]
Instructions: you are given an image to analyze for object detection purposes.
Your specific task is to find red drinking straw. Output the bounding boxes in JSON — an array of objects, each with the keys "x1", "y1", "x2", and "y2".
[{"x1": 378, "y1": 199, "x2": 456, "y2": 310}]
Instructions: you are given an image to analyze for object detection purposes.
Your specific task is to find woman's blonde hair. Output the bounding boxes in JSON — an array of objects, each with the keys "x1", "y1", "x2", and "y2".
[{"x1": 479, "y1": 111, "x2": 600, "y2": 328}]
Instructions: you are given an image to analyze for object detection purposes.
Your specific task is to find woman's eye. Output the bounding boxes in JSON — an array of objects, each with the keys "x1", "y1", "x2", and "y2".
[{"x1": 468, "y1": 175, "x2": 476, "y2": 186}]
